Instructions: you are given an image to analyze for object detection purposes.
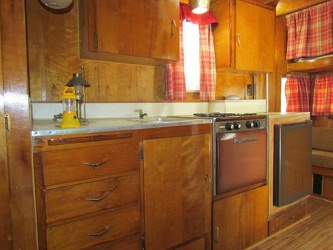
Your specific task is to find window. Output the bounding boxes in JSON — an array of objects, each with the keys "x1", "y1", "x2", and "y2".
[{"x1": 182, "y1": 20, "x2": 200, "y2": 92}]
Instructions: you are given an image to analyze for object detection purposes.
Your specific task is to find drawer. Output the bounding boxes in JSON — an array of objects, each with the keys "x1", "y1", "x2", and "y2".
[
  {"x1": 269, "y1": 201, "x2": 306, "y2": 235},
  {"x1": 42, "y1": 142, "x2": 139, "y2": 186},
  {"x1": 45, "y1": 174, "x2": 140, "y2": 224},
  {"x1": 83, "y1": 234, "x2": 141, "y2": 250},
  {"x1": 47, "y1": 205, "x2": 141, "y2": 250}
]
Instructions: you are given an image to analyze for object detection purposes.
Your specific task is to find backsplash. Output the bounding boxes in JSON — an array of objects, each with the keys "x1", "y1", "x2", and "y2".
[{"x1": 31, "y1": 100, "x2": 267, "y2": 120}]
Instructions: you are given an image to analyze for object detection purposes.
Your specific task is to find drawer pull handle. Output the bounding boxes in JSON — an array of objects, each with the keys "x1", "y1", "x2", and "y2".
[
  {"x1": 84, "y1": 186, "x2": 118, "y2": 202},
  {"x1": 87, "y1": 226, "x2": 111, "y2": 237},
  {"x1": 83, "y1": 158, "x2": 109, "y2": 167},
  {"x1": 286, "y1": 216, "x2": 295, "y2": 222}
]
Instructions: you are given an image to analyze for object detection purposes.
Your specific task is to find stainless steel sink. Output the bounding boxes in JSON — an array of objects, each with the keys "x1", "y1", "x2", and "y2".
[{"x1": 128, "y1": 116, "x2": 194, "y2": 123}]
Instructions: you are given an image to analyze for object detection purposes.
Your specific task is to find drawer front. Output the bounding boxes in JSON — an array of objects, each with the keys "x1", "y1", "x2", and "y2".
[
  {"x1": 82, "y1": 234, "x2": 141, "y2": 250},
  {"x1": 269, "y1": 201, "x2": 306, "y2": 235},
  {"x1": 45, "y1": 174, "x2": 140, "y2": 224},
  {"x1": 47, "y1": 205, "x2": 141, "y2": 250},
  {"x1": 42, "y1": 142, "x2": 139, "y2": 186}
]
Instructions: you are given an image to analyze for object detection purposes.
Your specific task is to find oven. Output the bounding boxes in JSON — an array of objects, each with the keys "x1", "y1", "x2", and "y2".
[{"x1": 194, "y1": 113, "x2": 268, "y2": 196}]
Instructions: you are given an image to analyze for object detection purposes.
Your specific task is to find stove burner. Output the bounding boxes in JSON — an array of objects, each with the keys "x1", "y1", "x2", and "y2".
[{"x1": 193, "y1": 112, "x2": 257, "y2": 118}]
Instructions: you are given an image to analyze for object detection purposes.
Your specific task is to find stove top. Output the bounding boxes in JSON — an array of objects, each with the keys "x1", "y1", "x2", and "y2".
[{"x1": 193, "y1": 112, "x2": 258, "y2": 118}]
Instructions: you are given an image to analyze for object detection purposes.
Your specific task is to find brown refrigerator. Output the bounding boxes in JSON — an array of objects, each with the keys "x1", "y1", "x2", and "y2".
[{"x1": 273, "y1": 120, "x2": 312, "y2": 207}]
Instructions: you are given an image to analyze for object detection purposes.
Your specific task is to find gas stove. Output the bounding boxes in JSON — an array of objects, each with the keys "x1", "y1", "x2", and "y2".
[{"x1": 192, "y1": 112, "x2": 267, "y2": 132}]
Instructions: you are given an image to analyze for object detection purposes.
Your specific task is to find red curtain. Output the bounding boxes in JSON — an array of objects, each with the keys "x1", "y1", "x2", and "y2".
[
  {"x1": 311, "y1": 75, "x2": 333, "y2": 116},
  {"x1": 165, "y1": 3, "x2": 217, "y2": 101},
  {"x1": 286, "y1": 0, "x2": 333, "y2": 60},
  {"x1": 199, "y1": 24, "x2": 216, "y2": 101},
  {"x1": 165, "y1": 21, "x2": 186, "y2": 101},
  {"x1": 285, "y1": 76, "x2": 311, "y2": 112},
  {"x1": 285, "y1": 75, "x2": 333, "y2": 116}
]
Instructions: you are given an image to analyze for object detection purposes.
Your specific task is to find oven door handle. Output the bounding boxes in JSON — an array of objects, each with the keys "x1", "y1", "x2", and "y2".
[{"x1": 233, "y1": 137, "x2": 258, "y2": 144}]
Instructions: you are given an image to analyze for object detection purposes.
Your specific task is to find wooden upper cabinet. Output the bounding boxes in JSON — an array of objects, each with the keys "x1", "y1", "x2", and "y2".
[
  {"x1": 212, "y1": 0, "x2": 275, "y2": 72},
  {"x1": 79, "y1": 0, "x2": 179, "y2": 65}
]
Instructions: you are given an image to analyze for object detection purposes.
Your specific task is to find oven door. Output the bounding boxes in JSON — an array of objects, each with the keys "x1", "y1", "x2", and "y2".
[{"x1": 216, "y1": 129, "x2": 267, "y2": 195}]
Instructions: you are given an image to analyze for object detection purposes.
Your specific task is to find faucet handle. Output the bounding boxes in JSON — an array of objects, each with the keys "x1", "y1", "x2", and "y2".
[{"x1": 134, "y1": 109, "x2": 148, "y2": 119}]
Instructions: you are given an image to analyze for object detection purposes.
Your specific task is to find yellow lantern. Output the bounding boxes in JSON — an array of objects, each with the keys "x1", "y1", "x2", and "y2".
[{"x1": 60, "y1": 86, "x2": 80, "y2": 128}]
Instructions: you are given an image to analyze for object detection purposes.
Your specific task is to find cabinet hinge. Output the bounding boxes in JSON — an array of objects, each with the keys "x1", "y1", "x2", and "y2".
[
  {"x1": 139, "y1": 143, "x2": 144, "y2": 160},
  {"x1": 94, "y1": 33, "x2": 98, "y2": 48},
  {"x1": 141, "y1": 236, "x2": 146, "y2": 250}
]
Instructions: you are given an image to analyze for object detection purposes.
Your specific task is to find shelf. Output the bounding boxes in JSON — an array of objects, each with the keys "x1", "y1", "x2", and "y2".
[{"x1": 287, "y1": 55, "x2": 333, "y2": 73}]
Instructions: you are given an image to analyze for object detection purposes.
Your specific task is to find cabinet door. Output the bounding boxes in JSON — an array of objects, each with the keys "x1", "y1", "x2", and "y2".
[
  {"x1": 212, "y1": 0, "x2": 274, "y2": 72},
  {"x1": 143, "y1": 134, "x2": 212, "y2": 250},
  {"x1": 213, "y1": 185, "x2": 268, "y2": 250},
  {"x1": 235, "y1": 0, "x2": 275, "y2": 72},
  {"x1": 83, "y1": 0, "x2": 179, "y2": 63}
]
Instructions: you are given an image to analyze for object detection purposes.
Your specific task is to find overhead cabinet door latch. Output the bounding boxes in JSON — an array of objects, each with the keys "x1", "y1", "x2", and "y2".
[{"x1": 4, "y1": 114, "x2": 10, "y2": 131}]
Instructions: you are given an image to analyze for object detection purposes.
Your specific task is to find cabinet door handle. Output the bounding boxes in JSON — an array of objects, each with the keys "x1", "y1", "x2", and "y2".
[
  {"x1": 83, "y1": 158, "x2": 109, "y2": 167},
  {"x1": 214, "y1": 226, "x2": 219, "y2": 243},
  {"x1": 86, "y1": 226, "x2": 111, "y2": 237},
  {"x1": 236, "y1": 33, "x2": 241, "y2": 45},
  {"x1": 205, "y1": 173, "x2": 211, "y2": 192},
  {"x1": 171, "y1": 19, "x2": 177, "y2": 37},
  {"x1": 84, "y1": 186, "x2": 117, "y2": 202}
]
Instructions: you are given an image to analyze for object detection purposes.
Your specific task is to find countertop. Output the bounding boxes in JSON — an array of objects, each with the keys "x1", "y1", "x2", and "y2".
[{"x1": 31, "y1": 117, "x2": 212, "y2": 137}]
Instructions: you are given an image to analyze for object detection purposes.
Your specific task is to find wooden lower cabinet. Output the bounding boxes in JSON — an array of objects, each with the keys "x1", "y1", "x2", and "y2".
[
  {"x1": 143, "y1": 134, "x2": 212, "y2": 250},
  {"x1": 213, "y1": 185, "x2": 268, "y2": 250},
  {"x1": 33, "y1": 124, "x2": 212, "y2": 249},
  {"x1": 33, "y1": 130, "x2": 141, "y2": 249}
]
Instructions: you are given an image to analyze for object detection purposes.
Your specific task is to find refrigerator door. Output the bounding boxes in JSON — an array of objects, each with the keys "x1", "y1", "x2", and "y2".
[{"x1": 273, "y1": 121, "x2": 312, "y2": 207}]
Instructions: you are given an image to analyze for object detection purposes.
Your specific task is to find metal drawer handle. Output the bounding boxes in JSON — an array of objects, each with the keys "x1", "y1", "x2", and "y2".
[
  {"x1": 87, "y1": 226, "x2": 111, "y2": 237},
  {"x1": 84, "y1": 186, "x2": 117, "y2": 202},
  {"x1": 205, "y1": 173, "x2": 211, "y2": 192},
  {"x1": 83, "y1": 158, "x2": 109, "y2": 167},
  {"x1": 286, "y1": 216, "x2": 295, "y2": 222},
  {"x1": 233, "y1": 137, "x2": 258, "y2": 144}
]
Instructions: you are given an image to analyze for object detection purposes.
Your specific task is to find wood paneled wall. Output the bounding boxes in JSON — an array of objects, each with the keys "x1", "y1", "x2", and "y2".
[
  {"x1": 26, "y1": 0, "x2": 265, "y2": 103},
  {"x1": 26, "y1": 0, "x2": 166, "y2": 103}
]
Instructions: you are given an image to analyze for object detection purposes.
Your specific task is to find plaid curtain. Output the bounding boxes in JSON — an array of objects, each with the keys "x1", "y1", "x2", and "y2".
[
  {"x1": 285, "y1": 76, "x2": 311, "y2": 112},
  {"x1": 199, "y1": 24, "x2": 216, "y2": 101},
  {"x1": 286, "y1": 0, "x2": 333, "y2": 60},
  {"x1": 311, "y1": 75, "x2": 333, "y2": 116},
  {"x1": 165, "y1": 21, "x2": 186, "y2": 101},
  {"x1": 165, "y1": 3, "x2": 217, "y2": 101}
]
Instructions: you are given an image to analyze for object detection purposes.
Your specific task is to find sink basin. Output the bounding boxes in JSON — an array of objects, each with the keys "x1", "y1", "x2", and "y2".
[{"x1": 128, "y1": 116, "x2": 193, "y2": 123}]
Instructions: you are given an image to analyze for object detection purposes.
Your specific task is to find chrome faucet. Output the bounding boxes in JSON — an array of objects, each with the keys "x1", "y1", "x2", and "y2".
[{"x1": 135, "y1": 109, "x2": 148, "y2": 119}]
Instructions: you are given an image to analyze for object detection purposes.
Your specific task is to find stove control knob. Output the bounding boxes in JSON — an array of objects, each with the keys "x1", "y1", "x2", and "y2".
[
  {"x1": 246, "y1": 121, "x2": 254, "y2": 128},
  {"x1": 253, "y1": 120, "x2": 261, "y2": 128},
  {"x1": 225, "y1": 122, "x2": 234, "y2": 130},
  {"x1": 233, "y1": 122, "x2": 242, "y2": 130}
]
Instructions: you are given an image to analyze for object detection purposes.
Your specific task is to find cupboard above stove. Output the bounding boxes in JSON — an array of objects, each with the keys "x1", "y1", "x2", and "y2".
[{"x1": 211, "y1": 0, "x2": 275, "y2": 72}]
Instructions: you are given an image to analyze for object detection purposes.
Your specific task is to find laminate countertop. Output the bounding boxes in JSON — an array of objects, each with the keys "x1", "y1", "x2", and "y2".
[{"x1": 31, "y1": 117, "x2": 212, "y2": 137}]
